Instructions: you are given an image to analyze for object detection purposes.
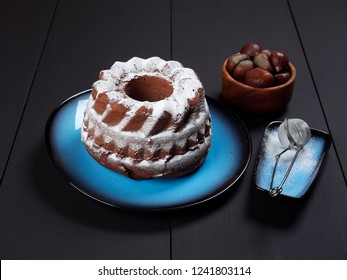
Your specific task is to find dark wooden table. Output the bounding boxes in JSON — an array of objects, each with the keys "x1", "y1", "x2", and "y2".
[{"x1": 1, "y1": 0, "x2": 347, "y2": 259}]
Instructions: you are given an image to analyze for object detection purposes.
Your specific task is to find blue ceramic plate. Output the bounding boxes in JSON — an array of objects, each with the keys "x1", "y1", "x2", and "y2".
[
  {"x1": 255, "y1": 121, "x2": 331, "y2": 198},
  {"x1": 45, "y1": 90, "x2": 251, "y2": 210}
]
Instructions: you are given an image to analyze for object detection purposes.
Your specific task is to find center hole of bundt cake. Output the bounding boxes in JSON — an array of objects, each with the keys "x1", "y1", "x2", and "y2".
[{"x1": 125, "y1": 76, "x2": 173, "y2": 102}]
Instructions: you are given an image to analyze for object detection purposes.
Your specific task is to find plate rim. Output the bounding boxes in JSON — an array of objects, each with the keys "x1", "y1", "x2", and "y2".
[{"x1": 45, "y1": 89, "x2": 252, "y2": 211}]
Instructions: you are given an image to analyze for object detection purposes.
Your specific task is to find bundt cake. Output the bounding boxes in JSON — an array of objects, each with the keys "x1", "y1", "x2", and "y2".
[{"x1": 81, "y1": 57, "x2": 212, "y2": 179}]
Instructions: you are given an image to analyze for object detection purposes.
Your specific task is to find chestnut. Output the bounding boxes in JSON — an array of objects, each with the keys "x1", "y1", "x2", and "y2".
[
  {"x1": 274, "y1": 72, "x2": 291, "y2": 85},
  {"x1": 233, "y1": 60, "x2": 254, "y2": 81},
  {"x1": 261, "y1": 49, "x2": 271, "y2": 56},
  {"x1": 240, "y1": 42, "x2": 262, "y2": 58},
  {"x1": 226, "y1": 53, "x2": 249, "y2": 73},
  {"x1": 270, "y1": 51, "x2": 289, "y2": 72},
  {"x1": 244, "y1": 68, "x2": 274, "y2": 88},
  {"x1": 253, "y1": 52, "x2": 273, "y2": 72}
]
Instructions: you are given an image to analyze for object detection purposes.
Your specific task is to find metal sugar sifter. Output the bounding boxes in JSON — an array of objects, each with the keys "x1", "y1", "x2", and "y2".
[{"x1": 269, "y1": 118, "x2": 311, "y2": 197}]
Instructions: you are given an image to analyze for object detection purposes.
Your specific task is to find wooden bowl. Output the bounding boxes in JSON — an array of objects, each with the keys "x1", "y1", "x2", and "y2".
[{"x1": 221, "y1": 58, "x2": 296, "y2": 113}]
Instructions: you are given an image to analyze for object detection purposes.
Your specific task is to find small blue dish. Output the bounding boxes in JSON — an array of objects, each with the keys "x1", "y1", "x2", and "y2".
[
  {"x1": 45, "y1": 90, "x2": 251, "y2": 210},
  {"x1": 254, "y1": 121, "x2": 331, "y2": 198}
]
